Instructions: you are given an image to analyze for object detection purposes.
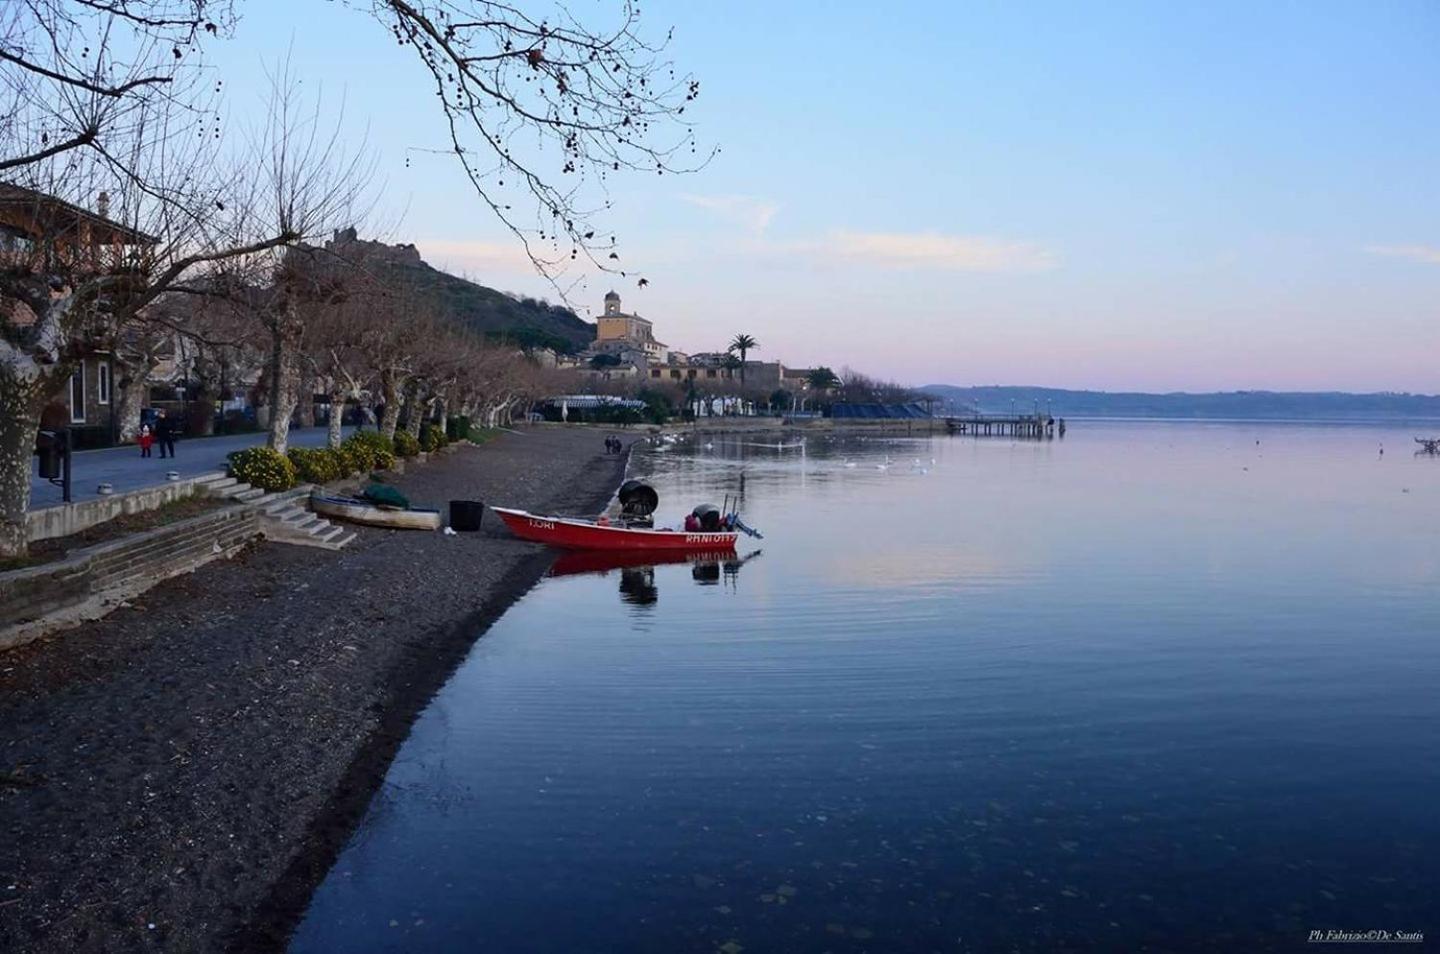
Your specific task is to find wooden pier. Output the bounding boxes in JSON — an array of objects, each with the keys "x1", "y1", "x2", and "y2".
[{"x1": 945, "y1": 414, "x2": 1064, "y2": 439}]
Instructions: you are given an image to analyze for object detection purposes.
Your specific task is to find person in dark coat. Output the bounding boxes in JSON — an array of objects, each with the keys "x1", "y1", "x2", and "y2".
[{"x1": 155, "y1": 409, "x2": 177, "y2": 459}]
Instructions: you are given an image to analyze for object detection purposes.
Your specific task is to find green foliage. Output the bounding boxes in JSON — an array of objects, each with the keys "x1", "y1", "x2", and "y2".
[
  {"x1": 635, "y1": 387, "x2": 674, "y2": 425},
  {"x1": 385, "y1": 256, "x2": 592, "y2": 351},
  {"x1": 342, "y1": 431, "x2": 396, "y2": 471},
  {"x1": 807, "y1": 366, "x2": 841, "y2": 391},
  {"x1": 393, "y1": 430, "x2": 421, "y2": 458},
  {"x1": 420, "y1": 422, "x2": 448, "y2": 453},
  {"x1": 228, "y1": 446, "x2": 296, "y2": 492},
  {"x1": 446, "y1": 414, "x2": 471, "y2": 441},
  {"x1": 466, "y1": 425, "x2": 500, "y2": 445},
  {"x1": 729, "y1": 333, "x2": 758, "y2": 355},
  {"x1": 288, "y1": 446, "x2": 348, "y2": 484},
  {"x1": 484, "y1": 326, "x2": 576, "y2": 354},
  {"x1": 589, "y1": 353, "x2": 621, "y2": 369}
]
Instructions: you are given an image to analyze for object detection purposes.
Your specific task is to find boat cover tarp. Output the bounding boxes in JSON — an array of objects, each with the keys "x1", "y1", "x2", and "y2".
[{"x1": 362, "y1": 483, "x2": 411, "y2": 509}]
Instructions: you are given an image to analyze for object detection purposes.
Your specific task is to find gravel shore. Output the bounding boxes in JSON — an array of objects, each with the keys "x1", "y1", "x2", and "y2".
[{"x1": 0, "y1": 426, "x2": 630, "y2": 953}]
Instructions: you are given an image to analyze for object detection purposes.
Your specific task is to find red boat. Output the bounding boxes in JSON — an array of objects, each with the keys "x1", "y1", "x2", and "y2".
[
  {"x1": 491, "y1": 507, "x2": 738, "y2": 551},
  {"x1": 549, "y1": 548, "x2": 740, "y2": 576}
]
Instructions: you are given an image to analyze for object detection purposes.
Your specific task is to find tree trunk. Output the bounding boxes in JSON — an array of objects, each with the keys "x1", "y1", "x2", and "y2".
[
  {"x1": 114, "y1": 371, "x2": 150, "y2": 443},
  {"x1": 405, "y1": 384, "x2": 425, "y2": 440},
  {"x1": 192, "y1": 396, "x2": 217, "y2": 436},
  {"x1": 267, "y1": 329, "x2": 300, "y2": 455},
  {"x1": 295, "y1": 371, "x2": 316, "y2": 428},
  {"x1": 327, "y1": 389, "x2": 346, "y2": 448},
  {"x1": 380, "y1": 370, "x2": 402, "y2": 440},
  {"x1": 0, "y1": 374, "x2": 49, "y2": 559}
]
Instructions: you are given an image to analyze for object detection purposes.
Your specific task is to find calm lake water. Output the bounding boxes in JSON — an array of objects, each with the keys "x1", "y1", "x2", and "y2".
[{"x1": 290, "y1": 422, "x2": 1439, "y2": 952}]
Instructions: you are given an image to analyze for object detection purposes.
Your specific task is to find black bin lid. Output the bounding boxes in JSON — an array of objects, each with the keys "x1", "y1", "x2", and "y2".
[{"x1": 618, "y1": 479, "x2": 659, "y2": 515}]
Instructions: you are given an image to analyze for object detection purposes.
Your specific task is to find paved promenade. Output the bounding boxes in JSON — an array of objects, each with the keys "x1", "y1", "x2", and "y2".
[{"x1": 30, "y1": 426, "x2": 354, "y2": 508}]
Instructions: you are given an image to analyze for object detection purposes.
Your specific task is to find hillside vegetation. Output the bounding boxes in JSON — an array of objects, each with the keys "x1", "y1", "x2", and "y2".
[{"x1": 337, "y1": 235, "x2": 596, "y2": 352}]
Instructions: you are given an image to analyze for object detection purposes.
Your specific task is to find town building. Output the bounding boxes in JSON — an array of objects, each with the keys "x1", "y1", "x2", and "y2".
[
  {"x1": 595, "y1": 291, "x2": 667, "y2": 364},
  {"x1": 1, "y1": 183, "x2": 158, "y2": 446}
]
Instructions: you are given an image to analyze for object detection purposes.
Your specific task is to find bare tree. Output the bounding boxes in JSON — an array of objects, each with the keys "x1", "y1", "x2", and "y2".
[
  {"x1": 210, "y1": 60, "x2": 376, "y2": 454},
  {"x1": 361, "y1": 0, "x2": 708, "y2": 291},
  {"x1": 0, "y1": 87, "x2": 302, "y2": 557}
]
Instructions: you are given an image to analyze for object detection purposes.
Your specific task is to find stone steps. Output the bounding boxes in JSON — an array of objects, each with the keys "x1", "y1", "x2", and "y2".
[
  {"x1": 197, "y1": 470, "x2": 353, "y2": 551},
  {"x1": 252, "y1": 487, "x2": 354, "y2": 551}
]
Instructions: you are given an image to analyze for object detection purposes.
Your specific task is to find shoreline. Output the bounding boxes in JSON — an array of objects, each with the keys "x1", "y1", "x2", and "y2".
[{"x1": 0, "y1": 427, "x2": 630, "y2": 953}]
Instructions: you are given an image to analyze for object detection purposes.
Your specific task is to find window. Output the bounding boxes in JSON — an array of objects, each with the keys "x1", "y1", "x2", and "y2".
[
  {"x1": 98, "y1": 362, "x2": 111, "y2": 404},
  {"x1": 69, "y1": 368, "x2": 86, "y2": 423}
]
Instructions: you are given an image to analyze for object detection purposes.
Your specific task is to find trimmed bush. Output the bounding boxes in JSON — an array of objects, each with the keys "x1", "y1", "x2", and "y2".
[
  {"x1": 228, "y1": 446, "x2": 296, "y2": 492},
  {"x1": 446, "y1": 415, "x2": 471, "y2": 441},
  {"x1": 420, "y1": 423, "x2": 448, "y2": 453},
  {"x1": 393, "y1": 430, "x2": 420, "y2": 458},
  {"x1": 288, "y1": 446, "x2": 347, "y2": 484},
  {"x1": 342, "y1": 431, "x2": 396, "y2": 471}
]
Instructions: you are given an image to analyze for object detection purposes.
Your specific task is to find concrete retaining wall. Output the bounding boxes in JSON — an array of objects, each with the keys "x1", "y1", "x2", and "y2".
[
  {"x1": 25, "y1": 473, "x2": 224, "y2": 544},
  {"x1": 1, "y1": 505, "x2": 259, "y2": 652}
]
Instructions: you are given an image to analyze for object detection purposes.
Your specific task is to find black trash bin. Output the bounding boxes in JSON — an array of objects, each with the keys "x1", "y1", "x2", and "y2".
[{"x1": 450, "y1": 499, "x2": 485, "y2": 532}]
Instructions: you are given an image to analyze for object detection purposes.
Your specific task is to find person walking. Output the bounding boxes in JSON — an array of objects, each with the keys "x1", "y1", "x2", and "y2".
[
  {"x1": 139, "y1": 423, "x2": 153, "y2": 458},
  {"x1": 155, "y1": 409, "x2": 177, "y2": 459}
]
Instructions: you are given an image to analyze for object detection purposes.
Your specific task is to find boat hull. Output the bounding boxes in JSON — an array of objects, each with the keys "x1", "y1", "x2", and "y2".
[
  {"x1": 311, "y1": 495, "x2": 443, "y2": 530},
  {"x1": 492, "y1": 507, "x2": 737, "y2": 551}
]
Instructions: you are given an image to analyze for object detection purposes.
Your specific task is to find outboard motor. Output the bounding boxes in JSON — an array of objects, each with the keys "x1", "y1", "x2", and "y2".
[
  {"x1": 692, "y1": 503, "x2": 722, "y2": 532},
  {"x1": 618, "y1": 480, "x2": 659, "y2": 517}
]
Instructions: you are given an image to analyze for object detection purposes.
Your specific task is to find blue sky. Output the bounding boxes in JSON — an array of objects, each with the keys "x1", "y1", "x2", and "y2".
[{"x1": 209, "y1": 1, "x2": 1439, "y2": 391}]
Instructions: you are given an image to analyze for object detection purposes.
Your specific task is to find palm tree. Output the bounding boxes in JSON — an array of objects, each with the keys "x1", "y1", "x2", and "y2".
[
  {"x1": 728, "y1": 333, "x2": 759, "y2": 383},
  {"x1": 806, "y1": 366, "x2": 841, "y2": 391}
]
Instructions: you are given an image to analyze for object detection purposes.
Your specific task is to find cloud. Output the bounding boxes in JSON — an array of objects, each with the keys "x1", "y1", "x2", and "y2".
[
  {"x1": 1365, "y1": 244, "x2": 1440, "y2": 265},
  {"x1": 679, "y1": 193, "x2": 779, "y2": 234},
  {"x1": 819, "y1": 230, "x2": 1057, "y2": 272}
]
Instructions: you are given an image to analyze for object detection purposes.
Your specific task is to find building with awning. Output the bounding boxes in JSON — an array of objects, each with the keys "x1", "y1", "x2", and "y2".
[{"x1": 538, "y1": 394, "x2": 648, "y2": 423}]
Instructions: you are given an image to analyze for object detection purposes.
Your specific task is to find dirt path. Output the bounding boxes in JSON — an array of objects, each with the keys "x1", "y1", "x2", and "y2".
[{"x1": 0, "y1": 426, "x2": 630, "y2": 953}]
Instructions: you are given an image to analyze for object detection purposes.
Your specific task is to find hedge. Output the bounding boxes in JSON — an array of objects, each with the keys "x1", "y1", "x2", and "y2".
[
  {"x1": 228, "y1": 446, "x2": 296, "y2": 492},
  {"x1": 393, "y1": 430, "x2": 420, "y2": 458}
]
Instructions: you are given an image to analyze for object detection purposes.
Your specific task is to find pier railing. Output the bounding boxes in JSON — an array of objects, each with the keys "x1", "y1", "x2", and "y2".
[{"x1": 944, "y1": 414, "x2": 1063, "y2": 439}]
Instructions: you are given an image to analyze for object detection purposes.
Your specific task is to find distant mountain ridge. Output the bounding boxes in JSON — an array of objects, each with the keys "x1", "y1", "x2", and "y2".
[
  {"x1": 327, "y1": 231, "x2": 595, "y2": 352},
  {"x1": 923, "y1": 385, "x2": 1440, "y2": 421}
]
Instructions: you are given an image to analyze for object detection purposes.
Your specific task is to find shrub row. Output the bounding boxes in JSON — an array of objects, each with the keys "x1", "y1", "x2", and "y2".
[
  {"x1": 227, "y1": 429, "x2": 446, "y2": 492},
  {"x1": 228, "y1": 447, "x2": 297, "y2": 492},
  {"x1": 393, "y1": 430, "x2": 420, "y2": 458}
]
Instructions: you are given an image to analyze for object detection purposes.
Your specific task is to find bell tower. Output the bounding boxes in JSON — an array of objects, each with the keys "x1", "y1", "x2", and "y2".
[{"x1": 604, "y1": 290, "x2": 621, "y2": 316}]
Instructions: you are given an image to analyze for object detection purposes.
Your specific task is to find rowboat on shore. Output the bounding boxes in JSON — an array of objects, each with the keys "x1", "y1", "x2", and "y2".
[
  {"x1": 311, "y1": 494, "x2": 443, "y2": 531},
  {"x1": 492, "y1": 507, "x2": 738, "y2": 551}
]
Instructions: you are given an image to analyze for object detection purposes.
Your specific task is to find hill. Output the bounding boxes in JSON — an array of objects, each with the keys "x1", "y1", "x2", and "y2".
[
  {"x1": 922, "y1": 385, "x2": 1440, "y2": 421},
  {"x1": 326, "y1": 231, "x2": 595, "y2": 352}
]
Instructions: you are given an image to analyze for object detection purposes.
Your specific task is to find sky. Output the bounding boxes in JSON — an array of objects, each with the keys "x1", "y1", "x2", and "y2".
[{"x1": 205, "y1": 0, "x2": 1440, "y2": 392}]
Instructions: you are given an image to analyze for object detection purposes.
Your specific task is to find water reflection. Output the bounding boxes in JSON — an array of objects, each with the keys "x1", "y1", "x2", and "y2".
[
  {"x1": 292, "y1": 421, "x2": 1440, "y2": 954},
  {"x1": 549, "y1": 548, "x2": 763, "y2": 607}
]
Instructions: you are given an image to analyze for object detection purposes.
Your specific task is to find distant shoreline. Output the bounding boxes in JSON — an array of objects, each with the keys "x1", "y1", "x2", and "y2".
[
  {"x1": 925, "y1": 385, "x2": 1440, "y2": 423},
  {"x1": 1015, "y1": 415, "x2": 1440, "y2": 426}
]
